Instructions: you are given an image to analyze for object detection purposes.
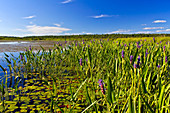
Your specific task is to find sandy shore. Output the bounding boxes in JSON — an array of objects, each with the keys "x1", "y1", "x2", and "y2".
[{"x1": 0, "y1": 40, "x2": 69, "y2": 52}]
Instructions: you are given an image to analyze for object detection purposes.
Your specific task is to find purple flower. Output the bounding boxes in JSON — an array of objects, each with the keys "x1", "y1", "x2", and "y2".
[
  {"x1": 107, "y1": 39, "x2": 109, "y2": 41},
  {"x1": 137, "y1": 56, "x2": 140, "y2": 68},
  {"x1": 75, "y1": 43, "x2": 77, "y2": 46},
  {"x1": 157, "y1": 65, "x2": 161, "y2": 68},
  {"x1": 20, "y1": 54, "x2": 23, "y2": 60},
  {"x1": 86, "y1": 59, "x2": 88, "y2": 62},
  {"x1": 165, "y1": 56, "x2": 168, "y2": 63},
  {"x1": 100, "y1": 44, "x2": 103, "y2": 48},
  {"x1": 88, "y1": 45, "x2": 90, "y2": 47},
  {"x1": 83, "y1": 41, "x2": 85, "y2": 44},
  {"x1": 121, "y1": 50, "x2": 125, "y2": 58},
  {"x1": 29, "y1": 45, "x2": 31, "y2": 51},
  {"x1": 65, "y1": 41, "x2": 67, "y2": 44},
  {"x1": 137, "y1": 43, "x2": 141, "y2": 48},
  {"x1": 144, "y1": 39, "x2": 146, "y2": 41},
  {"x1": 160, "y1": 41, "x2": 162, "y2": 43},
  {"x1": 100, "y1": 39, "x2": 102, "y2": 41},
  {"x1": 133, "y1": 63, "x2": 137, "y2": 68},
  {"x1": 145, "y1": 49, "x2": 148, "y2": 58},
  {"x1": 124, "y1": 44, "x2": 127, "y2": 47},
  {"x1": 98, "y1": 79, "x2": 104, "y2": 86},
  {"x1": 25, "y1": 49, "x2": 27, "y2": 52},
  {"x1": 98, "y1": 79, "x2": 105, "y2": 95},
  {"x1": 166, "y1": 42, "x2": 168, "y2": 45},
  {"x1": 130, "y1": 55, "x2": 133, "y2": 64},
  {"x1": 79, "y1": 58, "x2": 82, "y2": 66},
  {"x1": 153, "y1": 37, "x2": 155, "y2": 42},
  {"x1": 163, "y1": 46, "x2": 166, "y2": 52}
]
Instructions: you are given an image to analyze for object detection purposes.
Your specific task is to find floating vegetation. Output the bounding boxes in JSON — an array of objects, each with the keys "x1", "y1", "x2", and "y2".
[{"x1": 0, "y1": 38, "x2": 170, "y2": 112}]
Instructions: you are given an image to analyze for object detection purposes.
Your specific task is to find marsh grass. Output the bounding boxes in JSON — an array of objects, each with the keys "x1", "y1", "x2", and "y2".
[{"x1": 0, "y1": 37, "x2": 169, "y2": 112}]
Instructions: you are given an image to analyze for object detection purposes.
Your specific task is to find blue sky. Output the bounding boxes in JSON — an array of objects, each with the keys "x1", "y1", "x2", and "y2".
[{"x1": 0, "y1": 0, "x2": 170, "y2": 36}]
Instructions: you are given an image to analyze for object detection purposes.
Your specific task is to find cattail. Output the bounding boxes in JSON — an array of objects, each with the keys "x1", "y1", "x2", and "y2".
[
  {"x1": 130, "y1": 55, "x2": 133, "y2": 64},
  {"x1": 98, "y1": 79, "x2": 105, "y2": 95},
  {"x1": 121, "y1": 50, "x2": 125, "y2": 58}
]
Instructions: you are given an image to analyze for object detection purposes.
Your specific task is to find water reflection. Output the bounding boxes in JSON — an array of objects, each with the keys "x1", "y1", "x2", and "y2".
[{"x1": 0, "y1": 42, "x2": 29, "y2": 45}]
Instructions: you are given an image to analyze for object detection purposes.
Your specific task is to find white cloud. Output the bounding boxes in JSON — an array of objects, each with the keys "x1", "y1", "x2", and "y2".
[
  {"x1": 16, "y1": 25, "x2": 71, "y2": 35},
  {"x1": 143, "y1": 27, "x2": 164, "y2": 30},
  {"x1": 23, "y1": 15, "x2": 36, "y2": 19},
  {"x1": 29, "y1": 22, "x2": 33, "y2": 24},
  {"x1": 108, "y1": 29, "x2": 132, "y2": 34},
  {"x1": 54, "y1": 23, "x2": 61, "y2": 27},
  {"x1": 156, "y1": 29, "x2": 170, "y2": 32},
  {"x1": 64, "y1": 32, "x2": 93, "y2": 35},
  {"x1": 152, "y1": 20, "x2": 167, "y2": 23},
  {"x1": 91, "y1": 14, "x2": 117, "y2": 18},
  {"x1": 134, "y1": 31, "x2": 154, "y2": 34},
  {"x1": 61, "y1": 0, "x2": 72, "y2": 4}
]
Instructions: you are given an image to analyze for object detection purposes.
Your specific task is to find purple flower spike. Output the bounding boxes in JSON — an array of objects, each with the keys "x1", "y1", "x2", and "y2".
[
  {"x1": 65, "y1": 41, "x2": 67, "y2": 44},
  {"x1": 165, "y1": 56, "x2": 168, "y2": 63},
  {"x1": 79, "y1": 58, "x2": 82, "y2": 66},
  {"x1": 137, "y1": 56, "x2": 140, "y2": 68},
  {"x1": 86, "y1": 59, "x2": 88, "y2": 62},
  {"x1": 146, "y1": 49, "x2": 148, "y2": 58},
  {"x1": 20, "y1": 54, "x2": 23, "y2": 60},
  {"x1": 29, "y1": 45, "x2": 31, "y2": 51},
  {"x1": 133, "y1": 63, "x2": 137, "y2": 68},
  {"x1": 98, "y1": 79, "x2": 105, "y2": 95},
  {"x1": 75, "y1": 43, "x2": 77, "y2": 46},
  {"x1": 25, "y1": 49, "x2": 27, "y2": 52},
  {"x1": 163, "y1": 46, "x2": 166, "y2": 52},
  {"x1": 121, "y1": 50, "x2": 125, "y2": 58},
  {"x1": 130, "y1": 55, "x2": 133, "y2": 64},
  {"x1": 153, "y1": 37, "x2": 155, "y2": 42},
  {"x1": 157, "y1": 65, "x2": 161, "y2": 68}
]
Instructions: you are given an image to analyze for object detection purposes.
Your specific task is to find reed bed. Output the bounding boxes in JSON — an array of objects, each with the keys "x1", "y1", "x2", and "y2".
[{"x1": 0, "y1": 38, "x2": 169, "y2": 113}]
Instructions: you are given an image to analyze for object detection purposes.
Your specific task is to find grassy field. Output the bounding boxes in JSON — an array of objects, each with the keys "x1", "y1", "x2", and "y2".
[{"x1": 0, "y1": 37, "x2": 169, "y2": 112}]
